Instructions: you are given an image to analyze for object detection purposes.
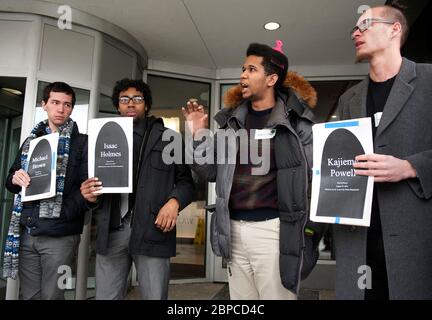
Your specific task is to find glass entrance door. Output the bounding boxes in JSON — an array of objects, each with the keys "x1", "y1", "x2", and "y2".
[
  {"x1": 147, "y1": 74, "x2": 211, "y2": 280},
  {"x1": 0, "y1": 116, "x2": 22, "y2": 271},
  {"x1": 0, "y1": 76, "x2": 25, "y2": 298}
]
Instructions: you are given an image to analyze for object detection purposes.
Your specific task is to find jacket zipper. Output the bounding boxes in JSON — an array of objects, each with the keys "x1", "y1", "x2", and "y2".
[
  {"x1": 130, "y1": 127, "x2": 150, "y2": 229},
  {"x1": 223, "y1": 118, "x2": 244, "y2": 261},
  {"x1": 285, "y1": 110, "x2": 311, "y2": 295},
  {"x1": 266, "y1": 108, "x2": 311, "y2": 294}
]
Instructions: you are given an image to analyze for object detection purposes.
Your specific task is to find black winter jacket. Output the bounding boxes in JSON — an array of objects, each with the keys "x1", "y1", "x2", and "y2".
[{"x1": 95, "y1": 116, "x2": 196, "y2": 258}]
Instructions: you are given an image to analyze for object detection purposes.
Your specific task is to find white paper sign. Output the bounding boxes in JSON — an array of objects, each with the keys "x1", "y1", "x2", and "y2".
[
  {"x1": 310, "y1": 118, "x2": 374, "y2": 227},
  {"x1": 88, "y1": 117, "x2": 133, "y2": 193},
  {"x1": 22, "y1": 132, "x2": 59, "y2": 202},
  {"x1": 254, "y1": 129, "x2": 276, "y2": 140}
]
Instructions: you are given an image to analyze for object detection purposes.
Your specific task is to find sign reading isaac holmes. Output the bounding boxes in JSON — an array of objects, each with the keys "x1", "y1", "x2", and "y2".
[
  {"x1": 88, "y1": 117, "x2": 133, "y2": 193},
  {"x1": 310, "y1": 118, "x2": 374, "y2": 227},
  {"x1": 22, "y1": 132, "x2": 59, "y2": 202}
]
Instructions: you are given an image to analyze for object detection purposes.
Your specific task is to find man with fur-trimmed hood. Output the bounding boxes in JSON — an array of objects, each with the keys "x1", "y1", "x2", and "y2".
[{"x1": 182, "y1": 42, "x2": 323, "y2": 299}]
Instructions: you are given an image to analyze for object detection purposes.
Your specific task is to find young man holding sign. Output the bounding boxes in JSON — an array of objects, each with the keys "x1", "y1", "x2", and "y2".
[
  {"x1": 81, "y1": 79, "x2": 195, "y2": 300},
  {"x1": 4, "y1": 82, "x2": 90, "y2": 299},
  {"x1": 334, "y1": 3, "x2": 432, "y2": 299}
]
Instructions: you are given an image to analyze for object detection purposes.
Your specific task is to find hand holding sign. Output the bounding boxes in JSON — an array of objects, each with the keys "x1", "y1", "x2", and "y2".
[
  {"x1": 80, "y1": 177, "x2": 103, "y2": 203},
  {"x1": 12, "y1": 169, "x2": 31, "y2": 188},
  {"x1": 353, "y1": 153, "x2": 417, "y2": 182}
]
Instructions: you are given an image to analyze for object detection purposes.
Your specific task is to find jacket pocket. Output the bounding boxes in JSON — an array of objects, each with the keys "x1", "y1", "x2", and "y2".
[
  {"x1": 209, "y1": 211, "x2": 221, "y2": 257},
  {"x1": 210, "y1": 197, "x2": 227, "y2": 257},
  {"x1": 278, "y1": 166, "x2": 306, "y2": 214},
  {"x1": 279, "y1": 210, "x2": 306, "y2": 223},
  {"x1": 150, "y1": 142, "x2": 171, "y2": 171}
]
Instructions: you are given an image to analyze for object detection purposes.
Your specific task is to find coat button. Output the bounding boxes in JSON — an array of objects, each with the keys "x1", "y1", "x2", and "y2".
[
  {"x1": 350, "y1": 226, "x2": 357, "y2": 232},
  {"x1": 27, "y1": 217, "x2": 32, "y2": 222}
]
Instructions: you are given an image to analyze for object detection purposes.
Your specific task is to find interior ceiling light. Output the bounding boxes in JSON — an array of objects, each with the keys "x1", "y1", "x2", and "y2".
[
  {"x1": 264, "y1": 22, "x2": 281, "y2": 31},
  {"x1": 1, "y1": 87, "x2": 23, "y2": 95}
]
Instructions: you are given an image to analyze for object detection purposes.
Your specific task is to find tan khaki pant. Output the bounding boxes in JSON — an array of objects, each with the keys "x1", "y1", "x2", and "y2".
[{"x1": 228, "y1": 218, "x2": 297, "y2": 300}]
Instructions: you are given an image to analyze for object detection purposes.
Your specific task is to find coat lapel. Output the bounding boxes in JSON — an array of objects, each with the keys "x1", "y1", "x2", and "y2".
[
  {"x1": 375, "y1": 58, "x2": 416, "y2": 138},
  {"x1": 347, "y1": 79, "x2": 368, "y2": 119}
]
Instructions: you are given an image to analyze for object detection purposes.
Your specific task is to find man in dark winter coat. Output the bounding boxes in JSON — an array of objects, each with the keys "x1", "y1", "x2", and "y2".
[
  {"x1": 182, "y1": 42, "x2": 323, "y2": 299},
  {"x1": 81, "y1": 79, "x2": 195, "y2": 300},
  {"x1": 4, "y1": 81, "x2": 90, "y2": 299}
]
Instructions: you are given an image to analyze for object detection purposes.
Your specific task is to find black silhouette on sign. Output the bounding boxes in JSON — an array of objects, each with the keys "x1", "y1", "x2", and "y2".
[
  {"x1": 95, "y1": 121, "x2": 129, "y2": 187},
  {"x1": 316, "y1": 128, "x2": 367, "y2": 219},
  {"x1": 26, "y1": 138, "x2": 52, "y2": 197}
]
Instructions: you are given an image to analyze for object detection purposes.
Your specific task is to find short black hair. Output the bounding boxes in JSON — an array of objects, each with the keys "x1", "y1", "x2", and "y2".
[
  {"x1": 381, "y1": 2, "x2": 409, "y2": 46},
  {"x1": 246, "y1": 43, "x2": 289, "y2": 91},
  {"x1": 42, "y1": 82, "x2": 76, "y2": 107},
  {"x1": 112, "y1": 78, "x2": 152, "y2": 116}
]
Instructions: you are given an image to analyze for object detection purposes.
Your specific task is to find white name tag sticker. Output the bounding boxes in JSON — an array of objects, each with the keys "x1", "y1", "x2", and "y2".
[
  {"x1": 254, "y1": 129, "x2": 276, "y2": 140},
  {"x1": 374, "y1": 112, "x2": 383, "y2": 127}
]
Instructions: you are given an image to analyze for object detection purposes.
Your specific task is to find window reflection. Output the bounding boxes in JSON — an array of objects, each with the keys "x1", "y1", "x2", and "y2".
[{"x1": 148, "y1": 74, "x2": 211, "y2": 279}]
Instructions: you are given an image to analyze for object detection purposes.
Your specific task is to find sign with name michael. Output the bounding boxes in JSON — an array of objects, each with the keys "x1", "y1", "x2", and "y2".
[
  {"x1": 88, "y1": 117, "x2": 132, "y2": 193},
  {"x1": 22, "y1": 132, "x2": 59, "y2": 202},
  {"x1": 310, "y1": 118, "x2": 374, "y2": 227}
]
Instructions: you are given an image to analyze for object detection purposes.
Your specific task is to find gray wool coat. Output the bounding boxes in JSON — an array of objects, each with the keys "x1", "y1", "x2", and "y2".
[{"x1": 334, "y1": 58, "x2": 432, "y2": 300}]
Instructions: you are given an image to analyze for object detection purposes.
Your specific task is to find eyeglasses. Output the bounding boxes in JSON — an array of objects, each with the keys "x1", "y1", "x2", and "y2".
[
  {"x1": 119, "y1": 95, "x2": 145, "y2": 105},
  {"x1": 350, "y1": 18, "x2": 395, "y2": 39}
]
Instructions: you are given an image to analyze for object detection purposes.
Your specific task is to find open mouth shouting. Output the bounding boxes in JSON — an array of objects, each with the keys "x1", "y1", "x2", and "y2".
[{"x1": 240, "y1": 82, "x2": 249, "y2": 94}]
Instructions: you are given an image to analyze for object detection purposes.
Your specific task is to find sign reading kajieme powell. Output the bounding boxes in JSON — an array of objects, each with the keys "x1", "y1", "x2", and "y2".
[
  {"x1": 310, "y1": 118, "x2": 374, "y2": 227},
  {"x1": 21, "y1": 132, "x2": 59, "y2": 202},
  {"x1": 88, "y1": 117, "x2": 133, "y2": 193}
]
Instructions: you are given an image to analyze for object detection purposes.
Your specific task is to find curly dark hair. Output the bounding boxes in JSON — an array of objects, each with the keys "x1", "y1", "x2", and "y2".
[
  {"x1": 246, "y1": 43, "x2": 289, "y2": 92},
  {"x1": 111, "y1": 78, "x2": 152, "y2": 115}
]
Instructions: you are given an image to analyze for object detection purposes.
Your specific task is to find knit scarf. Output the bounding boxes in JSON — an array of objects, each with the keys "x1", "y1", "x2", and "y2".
[{"x1": 3, "y1": 119, "x2": 74, "y2": 279}]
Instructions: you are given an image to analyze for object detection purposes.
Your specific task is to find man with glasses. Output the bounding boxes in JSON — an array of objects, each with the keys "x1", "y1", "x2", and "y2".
[
  {"x1": 80, "y1": 78, "x2": 195, "y2": 299},
  {"x1": 334, "y1": 3, "x2": 432, "y2": 299}
]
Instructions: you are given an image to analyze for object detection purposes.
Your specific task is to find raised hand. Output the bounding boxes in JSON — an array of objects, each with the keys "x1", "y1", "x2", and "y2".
[{"x1": 181, "y1": 99, "x2": 208, "y2": 137}]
